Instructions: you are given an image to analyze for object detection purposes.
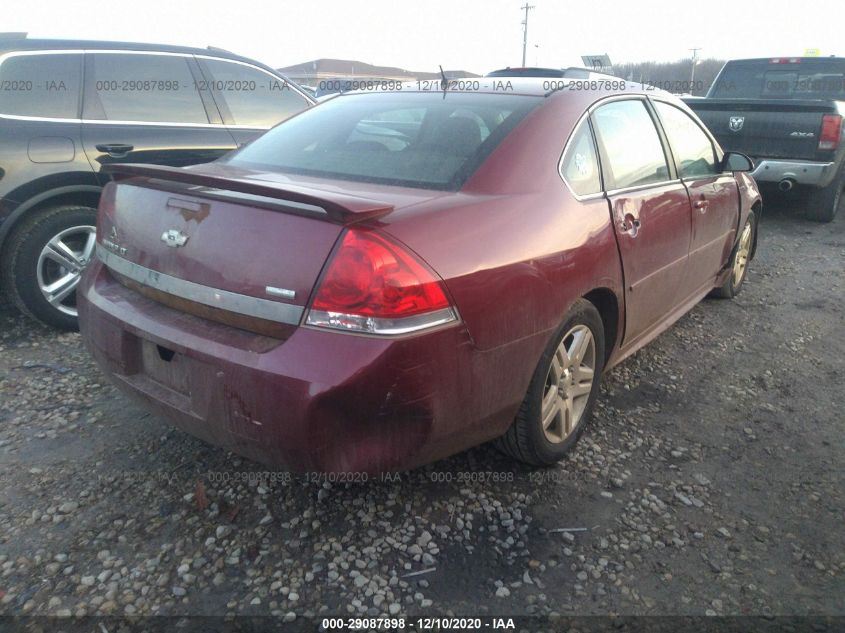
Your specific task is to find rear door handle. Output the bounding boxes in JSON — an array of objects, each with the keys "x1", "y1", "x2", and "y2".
[
  {"x1": 694, "y1": 200, "x2": 709, "y2": 212},
  {"x1": 620, "y1": 215, "x2": 641, "y2": 235},
  {"x1": 95, "y1": 143, "x2": 134, "y2": 157}
]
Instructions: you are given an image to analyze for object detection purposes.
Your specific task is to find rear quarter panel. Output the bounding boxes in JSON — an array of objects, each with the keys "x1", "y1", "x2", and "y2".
[
  {"x1": 383, "y1": 93, "x2": 624, "y2": 353},
  {"x1": 0, "y1": 118, "x2": 97, "y2": 243}
]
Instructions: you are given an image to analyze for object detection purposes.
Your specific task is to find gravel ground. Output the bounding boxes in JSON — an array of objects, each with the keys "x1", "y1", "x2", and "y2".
[{"x1": 0, "y1": 202, "x2": 842, "y2": 621}]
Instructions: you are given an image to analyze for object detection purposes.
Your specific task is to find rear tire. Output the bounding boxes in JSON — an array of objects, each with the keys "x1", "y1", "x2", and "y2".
[
  {"x1": 806, "y1": 169, "x2": 843, "y2": 223},
  {"x1": 497, "y1": 299, "x2": 605, "y2": 466},
  {"x1": 1, "y1": 205, "x2": 97, "y2": 330}
]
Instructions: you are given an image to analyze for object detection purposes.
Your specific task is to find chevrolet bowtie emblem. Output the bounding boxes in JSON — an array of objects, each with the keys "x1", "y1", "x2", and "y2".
[{"x1": 161, "y1": 229, "x2": 189, "y2": 248}]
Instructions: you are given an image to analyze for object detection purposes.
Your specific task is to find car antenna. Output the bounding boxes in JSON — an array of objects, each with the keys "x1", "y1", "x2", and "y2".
[{"x1": 439, "y1": 65, "x2": 448, "y2": 92}]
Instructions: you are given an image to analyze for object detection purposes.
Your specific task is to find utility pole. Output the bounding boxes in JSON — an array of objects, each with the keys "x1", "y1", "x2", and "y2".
[
  {"x1": 521, "y1": 3, "x2": 535, "y2": 67},
  {"x1": 689, "y1": 47, "x2": 702, "y2": 89}
]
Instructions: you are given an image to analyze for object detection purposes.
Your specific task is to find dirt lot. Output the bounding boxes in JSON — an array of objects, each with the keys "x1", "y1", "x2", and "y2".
[{"x1": 0, "y1": 202, "x2": 842, "y2": 622}]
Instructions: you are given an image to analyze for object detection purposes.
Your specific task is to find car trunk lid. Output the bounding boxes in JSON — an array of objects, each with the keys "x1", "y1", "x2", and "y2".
[{"x1": 95, "y1": 163, "x2": 398, "y2": 335}]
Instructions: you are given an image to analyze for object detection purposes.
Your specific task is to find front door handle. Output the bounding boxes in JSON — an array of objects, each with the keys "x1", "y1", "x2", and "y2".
[
  {"x1": 694, "y1": 199, "x2": 709, "y2": 212},
  {"x1": 95, "y1": 143, "x2": 134, "y2": 157}
]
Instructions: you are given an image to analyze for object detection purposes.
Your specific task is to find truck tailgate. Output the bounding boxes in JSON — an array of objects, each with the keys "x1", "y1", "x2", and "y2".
[{"x1": 684, "y1": 98, "x2": 838, "y2": 161}]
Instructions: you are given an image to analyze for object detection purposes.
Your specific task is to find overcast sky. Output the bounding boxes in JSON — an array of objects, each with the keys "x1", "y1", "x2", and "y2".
[{"x1": 5, "y1": 0, "x2": 842, "y2": 73}]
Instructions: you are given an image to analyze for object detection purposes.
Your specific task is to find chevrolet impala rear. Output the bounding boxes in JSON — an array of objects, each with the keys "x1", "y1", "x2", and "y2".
[
  {"x1": 78, "y1": 83, "x2": 759, "y2": 472},
  {"x1": 78, "y1": 90, "x2": 550, "y2": 472}
]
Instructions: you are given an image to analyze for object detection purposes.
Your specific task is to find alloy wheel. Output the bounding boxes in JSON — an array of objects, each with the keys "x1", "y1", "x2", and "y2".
[
  {"x1": 36, "y1": 225, "x2": 96, "y2": 317},
  {"x1": 541, "y1": 324, "x2": 596, "y2": 443},
  {"x1": 732, "y1": 218, "x2": 753, "y2": 287}
]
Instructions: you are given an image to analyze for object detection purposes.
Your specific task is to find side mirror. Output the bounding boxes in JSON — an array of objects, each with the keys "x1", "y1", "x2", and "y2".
[{"x1": 722, "y1": 151, "x2": 754, "y2": 172}]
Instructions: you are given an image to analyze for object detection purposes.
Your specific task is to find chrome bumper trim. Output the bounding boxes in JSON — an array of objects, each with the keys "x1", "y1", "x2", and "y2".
[
  {"x1": 751, "y1": 160, "x2": 836, "y2": 186},
  {"x1": 97, "y1": 245, "x2": 304, "y2": 326}
]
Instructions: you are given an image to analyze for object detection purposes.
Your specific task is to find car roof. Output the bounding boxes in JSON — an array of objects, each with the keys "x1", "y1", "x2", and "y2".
[
  {"x1": 338, "y1": 76, "x2": 670, "y2": 99},
  {"x1": 0, "y1": 37, "x2": 278, "y2": 72},
  {"x1": 485, "y1": 66, "x2": 608, "y2": 79},
  {"x1": 486, "y1": 67, "x2": 568, "y2": 78}
]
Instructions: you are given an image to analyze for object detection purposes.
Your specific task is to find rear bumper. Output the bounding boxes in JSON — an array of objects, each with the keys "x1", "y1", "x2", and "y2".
[
  {"x1": 751, "y1": 159, "x2": 836, "y2": 188},
  {"x1": 77, "y1": 260, "x2": 515, "y2": 473}
]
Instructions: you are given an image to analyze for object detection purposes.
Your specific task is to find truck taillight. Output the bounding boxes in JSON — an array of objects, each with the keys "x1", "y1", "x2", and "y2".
[
  {"x1": 306, "y1": 228, "x2": 458, "y2": 335},
  {"x1": 769, "y1": 58, "x2": 801, "y2": 64},
  {"x1": 819, "y1": 115, "x2": 842, "y2": 151}
]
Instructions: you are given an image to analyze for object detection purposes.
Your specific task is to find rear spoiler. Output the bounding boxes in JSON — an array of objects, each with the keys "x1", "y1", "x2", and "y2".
[{"x1": 102, "y1": 163, "x2": 394, "y2": 223}]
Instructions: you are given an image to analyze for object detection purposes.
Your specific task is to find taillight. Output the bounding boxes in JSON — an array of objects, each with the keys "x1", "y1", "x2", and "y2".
[
  {"x1": 96, "y1": 182, "x2": 117, "y2": 247},
  {"x1": 818, "y1": 114, "x2": 842, "y2": 151},
  {"x1": 96, "y1": 182, "x2": 116, "y2": 222},
  {"x1": 306, "y1": 228, "x2": 457, "y2": 335}
]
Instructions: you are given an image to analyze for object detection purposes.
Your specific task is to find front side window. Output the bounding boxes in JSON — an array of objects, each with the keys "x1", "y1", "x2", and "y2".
[
  {"x1": 228, "y1": 92, "x2": 541, "y2": 190},
  {"x1": 653, "y1": 101, "x2": 719, "y2": 178},
  {"x1": 202, "y1": 59, "x2": 309, "y2": 127},
  {"x1": 591, "y1": 100, "x2": 670, "y2": 190},
  {"x1": 0, "y1": 53, "x2": 81, "y2": 118},
  {"x1": 88, "y1": 53, "x2": 208, "y2": 123},
  {"x1": 560, "y1": 121, "x2": 602, "y2": 196}
]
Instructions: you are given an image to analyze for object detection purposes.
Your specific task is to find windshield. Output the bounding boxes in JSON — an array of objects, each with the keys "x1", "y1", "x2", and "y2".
[
  {"x1": 710, "y1": 61, "x2": 845, "y2": 99},
  {"x1": 227, "y1": 91, "x2": 542, "y2": 190}
]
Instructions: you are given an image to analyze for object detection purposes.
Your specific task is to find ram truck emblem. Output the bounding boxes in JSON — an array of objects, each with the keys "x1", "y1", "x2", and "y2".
[
  {"x1": 161, "y1": 229, "x2": 189, "y2": 248},
  {"x1": 729, "y1": 116, "x2": 745, "y2": 132}
]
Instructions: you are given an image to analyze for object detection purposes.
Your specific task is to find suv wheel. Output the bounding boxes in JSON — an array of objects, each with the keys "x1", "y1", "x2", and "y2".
[{"x1": 1, "y1": 205, "x2": 97, "y2": 330}]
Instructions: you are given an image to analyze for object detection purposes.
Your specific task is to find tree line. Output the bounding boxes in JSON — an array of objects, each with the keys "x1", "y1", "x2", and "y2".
[{"x1": 608, "y1": 58, "x2": 726, "y2": 96}]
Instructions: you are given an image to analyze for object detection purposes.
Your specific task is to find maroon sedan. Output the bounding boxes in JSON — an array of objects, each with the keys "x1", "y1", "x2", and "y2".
[{"x1": 78, "y1": 79, "x2": 761, "y2": 472}]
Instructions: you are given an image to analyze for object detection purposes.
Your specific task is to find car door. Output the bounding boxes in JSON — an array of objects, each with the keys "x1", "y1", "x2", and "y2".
[
  {"x1": 652, "y1": 100, "x2": 738, "y2": 297},
  {"x1": 194, "y1": 57, "x2": 312, "y2": 147},
  {"x1": 590, "y1": 98, "x2": 692, "y2": 346},
  {"x1": 81, "y1": 51, "x2": 237, "y2": 180}
]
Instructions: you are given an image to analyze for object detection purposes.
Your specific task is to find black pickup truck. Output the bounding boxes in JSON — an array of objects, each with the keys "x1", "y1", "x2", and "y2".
[{"x1": 685, "y1": 57, "x2": 845, "y2": 222}]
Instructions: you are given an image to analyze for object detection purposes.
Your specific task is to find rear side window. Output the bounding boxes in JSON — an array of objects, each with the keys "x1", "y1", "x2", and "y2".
[
  {"x1": 0, "y1": 53, "x2": 81, "y2": 118},
  {"x1": 560, "y1": 121, "x2": 602, "y2": 196},
  {"x1": 87, "y1": 53, "x2": 208, "y2": 123},
  {"x1": 201, "y1": 59, "x2": 309, "y2": 127},
  {"x1": 653, "y1": 102, "x2": 719, "y2": 178},
  {"x1": 228, "y1": 92, "x2": 541, "y2": 190},
  {"x1": 711, "y1": 62, "x2": 845, "y2": 99},
  {"x1": 591, "y1": 100, "x2": 670, "y2": 190}
]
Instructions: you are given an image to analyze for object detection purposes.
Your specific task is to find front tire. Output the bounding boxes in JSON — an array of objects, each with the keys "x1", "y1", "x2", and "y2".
[
  {"x1": 497, "y1": 299, "x2": 605, "y2": 466},
  {"x1": 714, "y1": 209, "x2": 756, "y2": 299},
  {"x1": 1, "y1": 205, "x2": 97, "y2": 330}
]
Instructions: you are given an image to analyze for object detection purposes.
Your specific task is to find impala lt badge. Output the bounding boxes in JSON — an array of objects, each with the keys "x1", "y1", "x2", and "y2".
[
  {"x1": 102, "y1": 225, "x2": 127, "y2": 256},
  {"x1": 729, "y1": 116, "x2": 745, "y2": 132},
  {"x1": 161, "y1": 229, "x2": 189, "y2": 248}
]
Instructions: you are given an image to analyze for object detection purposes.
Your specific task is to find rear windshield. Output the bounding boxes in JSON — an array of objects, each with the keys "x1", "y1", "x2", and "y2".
[
  {"x1": 710, "y1": 61, "x2": 845, "y2": 99},
  {"x1": 227, "y1": 92, "x2": 542, "y2": 190}
]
